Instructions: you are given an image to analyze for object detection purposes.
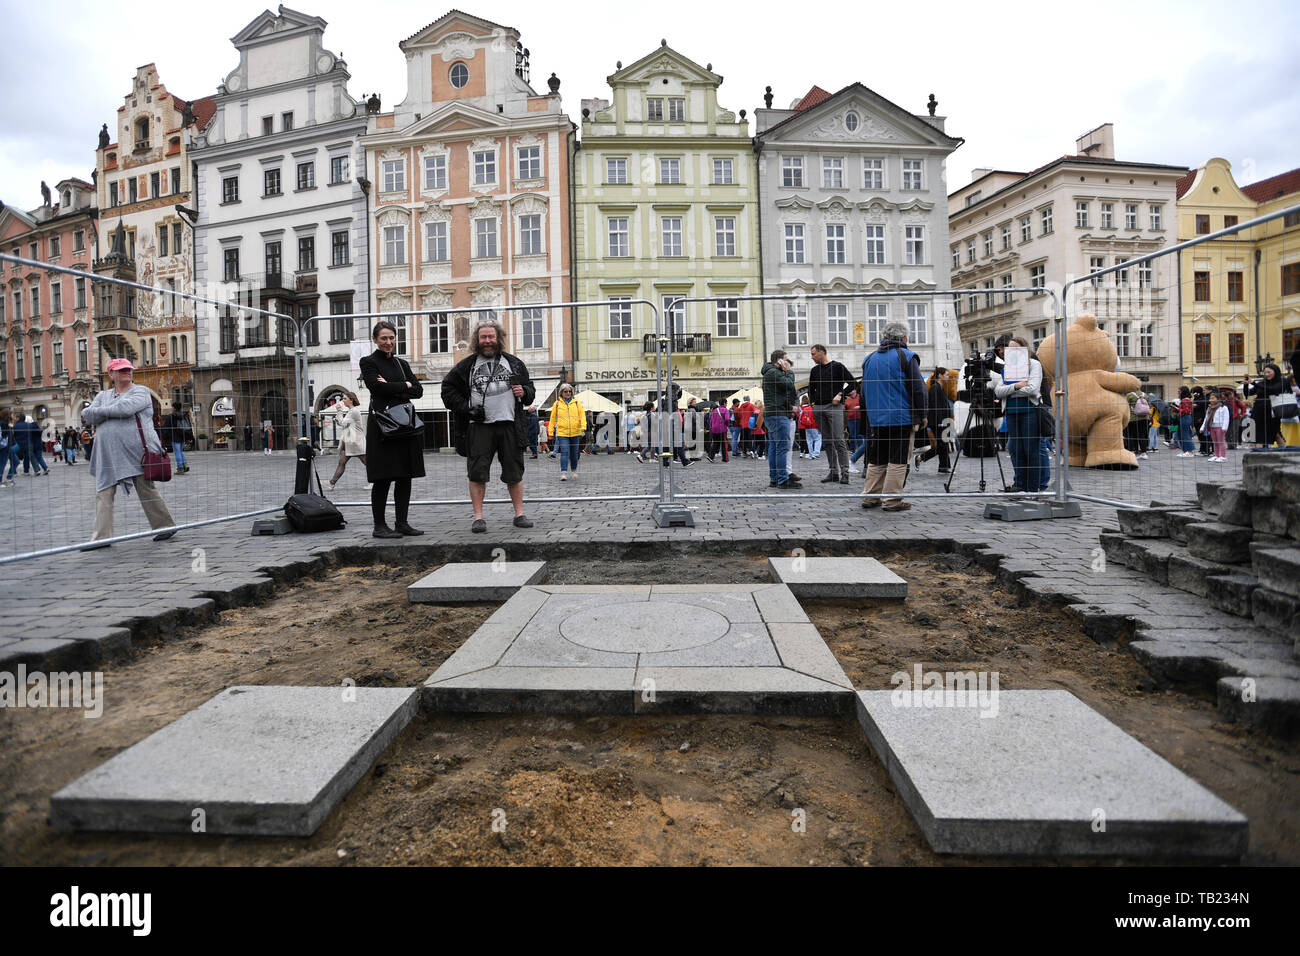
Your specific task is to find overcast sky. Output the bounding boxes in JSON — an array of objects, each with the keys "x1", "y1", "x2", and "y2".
[{"x1": 2, "y1": 0, "x2": 1297, "y2": 212}]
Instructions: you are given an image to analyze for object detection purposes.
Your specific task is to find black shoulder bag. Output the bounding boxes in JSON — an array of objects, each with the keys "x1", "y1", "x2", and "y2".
[{"x1": 374, "y1": 358, "x2": 424, "y2": 441}]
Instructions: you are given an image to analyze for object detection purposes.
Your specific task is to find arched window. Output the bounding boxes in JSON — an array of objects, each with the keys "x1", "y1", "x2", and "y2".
[{"x1": 135, "y1": 118, "x2": 149, "y2": 145}]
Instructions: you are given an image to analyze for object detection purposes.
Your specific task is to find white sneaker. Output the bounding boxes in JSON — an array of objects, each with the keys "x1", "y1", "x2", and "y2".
[
  {"x1": 1138, "y1": 453, "x2": 1148, "y2": 460},
  {"x1": 560, "y1": 473, "x2": 567, "y2": 481},
  {"x1": 847, "y1": 465, "x2": 861, "y2": 474}
]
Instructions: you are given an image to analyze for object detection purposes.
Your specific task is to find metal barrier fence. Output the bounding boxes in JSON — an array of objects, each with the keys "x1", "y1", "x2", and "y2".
[{"x1": 1057, "y1": 202, "x2": 1300, "y2": 511}]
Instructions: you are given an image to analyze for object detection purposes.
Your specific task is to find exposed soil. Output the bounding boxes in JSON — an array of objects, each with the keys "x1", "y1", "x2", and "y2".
[{"x1": 1, "y1": 553, "x2": 1295, "y2": 866}]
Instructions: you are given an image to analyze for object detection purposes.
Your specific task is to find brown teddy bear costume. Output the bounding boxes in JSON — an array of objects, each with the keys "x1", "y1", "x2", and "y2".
[{"x1": 1036, "y1": 312, "x2": 1141, "y2": 469}]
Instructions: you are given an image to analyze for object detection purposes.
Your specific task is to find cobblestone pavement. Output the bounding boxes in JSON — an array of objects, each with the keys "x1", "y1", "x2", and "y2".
[{"x1": 1, "y1": 441, "x2": 1291, "y2": 710}]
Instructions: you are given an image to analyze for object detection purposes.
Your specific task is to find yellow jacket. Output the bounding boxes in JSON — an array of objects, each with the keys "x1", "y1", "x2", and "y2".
[{"x1": 550, "y1": 397, "x2": 586, "y2": 437}]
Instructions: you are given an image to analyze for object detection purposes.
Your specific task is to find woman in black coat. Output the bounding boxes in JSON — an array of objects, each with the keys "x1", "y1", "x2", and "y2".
[
  {"x1": 359, "y1": 320, "x2": 425, "y2": 538},
  {"x1": 915, "y1": 368, "x2": 953, "y2": 472},
  {"x1": 1243, "y1": 364, "x2": 1293, "y2": 449}
]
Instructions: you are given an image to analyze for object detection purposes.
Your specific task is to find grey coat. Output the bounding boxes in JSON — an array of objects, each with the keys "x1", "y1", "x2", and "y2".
[{"x1": 83, "y1": 385, "x2": 164, "y2": 492}]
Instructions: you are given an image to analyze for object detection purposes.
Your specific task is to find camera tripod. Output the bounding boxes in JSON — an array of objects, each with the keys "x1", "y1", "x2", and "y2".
[{"x1": 944, "y1": 405, "x2": 1008, "y2": 493}]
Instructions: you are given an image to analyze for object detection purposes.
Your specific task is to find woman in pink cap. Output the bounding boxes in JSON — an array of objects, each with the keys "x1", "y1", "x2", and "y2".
[{"x1": 80, "y1": 357, "x2": 177, "y2": 547}]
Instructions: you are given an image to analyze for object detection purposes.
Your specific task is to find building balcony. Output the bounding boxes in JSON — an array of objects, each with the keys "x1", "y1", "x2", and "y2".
[
  {"x1": 642, "y1": 332, "x2": 712, "y2": 355},
  {"x1": 94, "y1": 315, "x2": 138, "y2": 333}
]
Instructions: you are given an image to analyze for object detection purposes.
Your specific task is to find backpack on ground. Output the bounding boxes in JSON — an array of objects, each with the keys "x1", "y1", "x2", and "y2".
[{"x1": 284, "y1": 469, "x2": 345, "y2": 533}]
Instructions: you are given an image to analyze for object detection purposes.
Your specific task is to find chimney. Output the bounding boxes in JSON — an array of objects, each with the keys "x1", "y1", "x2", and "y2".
[
  {"x1": 971, "y1": 168, "x2": 992, "y2": 182},
  {"x1": 1075, "y1": 123, "x2": 1114, "y2": 160}
]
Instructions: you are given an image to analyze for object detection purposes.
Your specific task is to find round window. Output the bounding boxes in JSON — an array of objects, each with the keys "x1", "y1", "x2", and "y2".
[
  {"x1": 449, "y1": 63, "x2": 469, "y2": 89},
  {"x1": 845, "y1": 111, "x2": 859, "y2": 132}
]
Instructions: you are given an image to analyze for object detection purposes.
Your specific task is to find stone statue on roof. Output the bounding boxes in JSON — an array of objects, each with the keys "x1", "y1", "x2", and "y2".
[{"x1": 98, "y1": 123, "x2": 110, "y2": 149}]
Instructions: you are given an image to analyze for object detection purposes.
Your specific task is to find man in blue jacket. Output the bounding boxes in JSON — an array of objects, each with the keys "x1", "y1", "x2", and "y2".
[{"x1": 861, "y1": 321, "x2": 926, "y2": 511}]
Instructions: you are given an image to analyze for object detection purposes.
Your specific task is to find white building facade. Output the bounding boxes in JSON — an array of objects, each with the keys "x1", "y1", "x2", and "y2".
[
  {"x1": 189, "y1": 6, "x2": 368, "y2": 443},
  {"x1": 754, "y1": 83, "x2": 964, "y2": 386},
  {"x1": 949, "y1": 124, "x2": 1188, "y2": 395}
]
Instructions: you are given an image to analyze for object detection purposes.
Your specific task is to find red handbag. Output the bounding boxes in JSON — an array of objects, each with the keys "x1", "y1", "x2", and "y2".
[{"x1": 136, "y1": 413, "x2": 172, "y2": 482}]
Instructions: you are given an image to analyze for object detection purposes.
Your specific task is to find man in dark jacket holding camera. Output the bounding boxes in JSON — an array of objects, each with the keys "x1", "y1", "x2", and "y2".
[{"x1": 441, "y1": 321, "x2": 536, "y2": 533}]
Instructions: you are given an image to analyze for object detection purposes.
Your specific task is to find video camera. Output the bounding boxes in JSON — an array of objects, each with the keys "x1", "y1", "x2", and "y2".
[{"x1": 958, "y1": 346, "x2": 1001, "y2": 418}]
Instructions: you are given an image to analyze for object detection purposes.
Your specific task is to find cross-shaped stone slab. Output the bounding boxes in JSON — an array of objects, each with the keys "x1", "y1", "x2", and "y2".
[{"x1": 422, "y1": 585, "x2": 853, "y2": 715}]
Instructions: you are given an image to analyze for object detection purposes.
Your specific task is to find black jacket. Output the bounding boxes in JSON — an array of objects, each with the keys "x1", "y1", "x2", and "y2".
[
  {"x1": 807, "y1": 359, "x2": 856, "y2": 405},
  {"x1": 359, "y1": 350, "x2": 425, "y2": 480},
  {"x1": 441, "y1": 351, "x2": 536, "y2": 455}
]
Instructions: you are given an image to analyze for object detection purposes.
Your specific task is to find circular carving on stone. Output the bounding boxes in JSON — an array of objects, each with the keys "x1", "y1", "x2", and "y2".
[
  {"x1": 316, "y1": 52, "x2": 335, "y2": 73},
  {"x1": 561, "y1": 602, "x2": 728, "y2": 653}
]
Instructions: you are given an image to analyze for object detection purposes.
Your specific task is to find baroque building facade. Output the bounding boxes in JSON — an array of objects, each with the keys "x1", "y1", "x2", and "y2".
[
  {"x1": 94, "y1": 63, "x2": 213, "y2": 413},
  {"x1": 1176, "y1": 158, "x2": 1300, "y2": 388},
  {"x1": 949, "y1": 125, "x2": 1187, "y2": 396},
  {"x1": 573, "y1": 42, "x2": 763, "y2": 407},
  {"x1": 754, "y1": 83, "x2": 964, "y2": 385},
  {"x1": 364, "y1": 9, "x2": 573, "y2": 445},
  {"x1": 0, "y1": 180, "x2": 99, "y2": 429},
  {"x1": 189, "y1": 6, "x2": 368, "y2": 446}
]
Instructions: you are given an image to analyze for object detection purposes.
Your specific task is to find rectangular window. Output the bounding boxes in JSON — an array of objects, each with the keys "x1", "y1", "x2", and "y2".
[
  {"x1": 74, "y1": 277, "x2": 86, "y2": 309},
  {"x1": 1100, "y1": 203, "x2": 1114, "y2": 229},
  {"x1": 50, "y1": 280, "x2": 61, "y2": 314},
  {"x1": 475, "y1": 218, "x2": 498, "y2": 258},
  {"x1": 264, "y1": 168, "x2": 281, "y2": 196},
  {"x1": 424, "y1": 221, "x2": 448, "y2": 261},
  {"x1": 1040, "y1": 206, "x2": 1053, "y2": 235},
  {"x1": 383, "y1": 226, "x2": 405, "y2": 265},
  {"x1": 608, "y1": 217, "x2": 629, "y2": 257},
  {"x1": 1195, "y1": 214, "x2": 1210, "y2": 235},
  {"x1": 1115, "y1": 322, "x2": 1130, "y2": 358},
  {"x1": 608, "y1": 297, "x2": 632, "y2": 339},
  {"x1": 1227, "y1": 271, "x2": 1243, "y2": 301},
  {"x1": 902, "y1": 159, "x2": 924, "y2": 190},
  {"x1": 298, "y1": 236, "x2": 315, "y2": 272},
  {"x1": 647, "y1": 98, "x2": 664, "y2": 121},
  {"x1": 660, "y1": 217, "x2": 683, "y2": 257},
  {"x1": 1090, "y1": 255, "x2": 1106, "y2": 286},
  {"x1": 171, "y1": 167, "x2": 181, "y2": 194},
  {"x1": 393, "y1": 316, "x2": 407, "y2": 356},
  {"x1": 1139, "y1": 262, "x2": 1153, "y2": 289},
  {"x1": 128, "y1": 178, "x2": 137, "y2": 203},
  {"x1": 281, "y1": 112, "x2": 293, "y2": 131},
  {"x1": 715, "y1": 216, "x2": 736, "y2": 257},
  {"x1": 1030, "y1": 263, "x2": 1045, "y2": 294},
  {"x1": 53, "y1": 341, "x2": 63, "y2": 375},
  {"x1": 265, "y1": 241, "x2": 282, "y2": 278},
  {"x1": 781, "y1": 156, "x2": 803, "y2": 188},
  {"x1": 1031, "y1": 326, "x2": 1046, "y2": 350},
  {"x1": 1195, "y1": 333, "x2": 1211, "y2": 364},
  {"x1": 822, "y1": 157, "x2": 844, "y2": 189},
  {"x1": 49, "y1": 236, "x2": 60, "y2": 259},
  {"x1": 1075, "y1": 201, "x2": 1089, "y2": 228},
  {"x1": 905, "y1": 225, "x2": 925, "y2": 265},
  {"x1": 77, "y1": 337, "x2": 87, "y2": 370},
  {"x1": 863, "y1": 158, "x2": 883, "y2": 190},
  {"x1": 866, "y1": 303, "x2": 888, "y2": 346},
  {"x1": 1150, "y1": 205, "x2": 1163, "y2": 230},
  {"x1": 299, "y1": 303, "x2": 319, "y2": 347},
  {"x1": 331, "y1": 230, "x2": 349, "y2": 266},
  {"x1": 983, "y1": 232, "x2": 994, "y2": 257},
  {"x1": 520, "y1": 308, "x2": 544, "y2": 350},
  {"x1": 661, "y1": 296, "x2": 685, "y2": 336},
  {"x1": 1002, "y1": 274, "x2": 1013, "y2": 303},
  {"x1": 297, "y1": 162, "x2": 314, "y2": 190},
  {"x1": 1283, "y1": 262, "x2": 1300, "y2": 296},
  {"x1": 110, "y1": 182, "x2": 118, "y2": 206},
  {"x1": 12, "y1": 290, "x2": 20, "y2": 327},
  {"x1": 785, "y1": 303, "x2": 807, "y2": 346},
  {"x1": 606, "y1": 158, "x2": 627, "y2": 184},
  {"x1": 864, "y1": 225, "x2": 885, "y2": 265},
  {"x1": 826, "y1": 302, "x2": 848, "y2": 346},
  {"x1": 223, "y1": 248, "x2": 239, "y2": 281},
  {"x1": 423, "y1": 155, "x2": 447, "y2": 190},
  {"x1": 968, "y1": 291, "x2": 978, "y2": 314},
  {"x1": 966, "y1": 240, "x2": 976, "y2": 264},
  {"x1": 1115, "y1": 256, "x2": 1130, "y2": 287},
  {"x1": 668, "y1": 97, "x2": 685, "y2": 122},
  {"x1": 14, "y1": 347, "x2": 23, "y2": 380},
  {"x1": 1020, "y1": 215, "x2": 1032, "y2": 243},
  {"x1": 425, "y1": 311, "x2": 449, "y2": 353},
  {"x1": 519, "y1": 214, "x2": 542, "y2": 255},
  {"x1": 31, "y1": 344, "x2": 41, "y2": 379},
  {"x1": 716, "y1": 299, "x2": 739, "y2": 337},
  {"x1": 1223, "y1": 214, "x2": 1238, "y2": 229},
  {"x1": 907, "y1": 302, "x2": 929, "y2": 345},
  {"x1": 1001, "y1": 223, "x2": 1012, "y2": 250},
  {"x1": 330, "y1": 155, "x2": 349, "y2": 184},
  {"x1": 74, "y1": 230, "x2": 85, "y2": 252},
  {"x1": 1126, "y1": 204, "x2": 1139, "y2": 230},
  {"x1": 713, "y1": 158, "x2": 734, "y2": 184},
  {"x1": 784, "y1": 223, "x2": 805, "y2": 264},
  {"x1": 1228, "y1": 332, "x2": 1245, "y2": 365},
  {"x1": 983, "y1": 280, "x2": 994, "y2": 310},
  {"x1": 952, "y1": 246, "x2": 960, "y2": 270},
  {"x1": 262, "y1": 116, "x2": 273, "y2": 136},
  {"x1": 1194, "y1": 270, "x2": 1210, "y2": 301},
  {"x1": 825, "y1": 224, "x2": 846, "y2": 264},
  {"x1": 158, "y1": 225, "x2": 169, "y2": 257},
  {"x1": 1285, "y1": 211, "x2": 1300, "y2": 228},
  {"x1": 150, "y1": 172, "x2": 160, "y2": 198},
  {"x1": 173, "y1": 223, "x2": 183, "y2": 254},
  {"x1": 517, "y1": 146, "x2": 540, "y2": 180},
  {"x1": 382, "y1": 160, "x2": 404, "y2": 192},
  {"x1": 222, "y1": 176, "x2": 238, "y2": 203},
  {"x1": 1139, "y1": 324, "x2": 1154, "y2": 358},
  {"x1": 659, "y1": 158, "x2": 680, "y2": 184},
  {"x1": 328, "y1": 296, "x2": 353, "y2": 343}
]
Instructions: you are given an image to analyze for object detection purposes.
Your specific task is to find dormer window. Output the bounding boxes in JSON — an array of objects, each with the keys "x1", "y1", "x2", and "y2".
[
  {"x1": 62, "y1": 190, "x2": 71, "y2": 208},
  {"x1": 449, "y1": 62, "x2": 469, "y2": 89}
]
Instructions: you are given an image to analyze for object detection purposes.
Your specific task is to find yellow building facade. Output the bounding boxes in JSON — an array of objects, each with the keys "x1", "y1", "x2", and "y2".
[{"x1": 1177, "y1": 158, "x2": 1300, "y2": 388}]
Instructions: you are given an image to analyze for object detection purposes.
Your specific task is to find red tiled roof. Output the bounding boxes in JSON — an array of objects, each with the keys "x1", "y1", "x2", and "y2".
[
  {"x1": 1241, "y1": 167, "x2": 1300, "y2": 204},
  {"x1": 793, "y1": 86, "x2": 831, "y2": 112},
  {"x1": 175, "y1": 95, "x2": 218, "y2": 132},
  {"x1": 1175, "y1": 169, "x2": 1196, "y2": 199}
]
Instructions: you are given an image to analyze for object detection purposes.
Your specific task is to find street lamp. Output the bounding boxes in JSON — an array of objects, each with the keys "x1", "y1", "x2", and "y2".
[{"x1": 1254, "y1": 352, "x2": 1275, "y2": 376}]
